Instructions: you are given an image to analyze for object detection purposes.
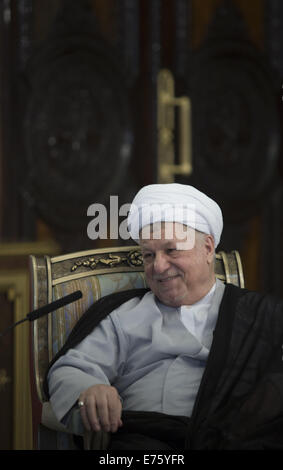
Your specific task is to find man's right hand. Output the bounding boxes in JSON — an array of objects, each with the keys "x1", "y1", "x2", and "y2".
[{"x1": 78, "y1": 384, "x2": 123, "y2": 433}]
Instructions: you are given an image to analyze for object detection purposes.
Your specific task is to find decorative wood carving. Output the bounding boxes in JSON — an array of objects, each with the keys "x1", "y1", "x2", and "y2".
[
  {"x1": 23, "y1": 0, "x2": 132, "y2": 232},
  {"x1": 187, "y1": 2, "x2": 280, "y2": 222},
  {"x1": 71, "y1": 248, "x2": 143, "y2": 272}
]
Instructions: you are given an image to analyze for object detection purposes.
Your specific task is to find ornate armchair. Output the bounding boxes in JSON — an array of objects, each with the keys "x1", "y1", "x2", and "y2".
[{"x1": 29, "y1": 246, "x2": 245, "y2": 449}]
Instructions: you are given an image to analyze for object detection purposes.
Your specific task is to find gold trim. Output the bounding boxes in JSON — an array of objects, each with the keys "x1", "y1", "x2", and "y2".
[
  {"x1": 232, "y1": 250, "x2": 245, "y2": 288},
  {"x1": 46, "y1": 256, "x2": 53, "y2": 303},
  {"x1": 30, "y1": 255, "x2": 44, "y2": 404},
  {"x1": 218, "y1": 251, "x2": 231, "y2": 285},
  {"x1": 157, "y1": 69, "x2": 192, "y2": 183},
  {"x1": 0, "y1": 271, "x2": 32, "y2": 450},
  {"x1": 45, "y1": 256, "x2": 53, "y2": 364},
  {"x1": 50, "y1": 245, "x2": 139, "y2": 264},
  {"x1": 70, "y1": 250, "x2": 143, "y2": 272}
]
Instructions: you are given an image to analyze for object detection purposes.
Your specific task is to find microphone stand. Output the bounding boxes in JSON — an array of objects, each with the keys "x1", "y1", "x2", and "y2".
[{"x1": 0, "y1": 290, "x2": 82, "y2": 338}]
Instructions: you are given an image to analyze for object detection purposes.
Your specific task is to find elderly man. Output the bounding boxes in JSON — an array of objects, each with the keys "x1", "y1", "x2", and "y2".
[{"x1": 46, "y1": 184, "x2": 283, "y2": 450}]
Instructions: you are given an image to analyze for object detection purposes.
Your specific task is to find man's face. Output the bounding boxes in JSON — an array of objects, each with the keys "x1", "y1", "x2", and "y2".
[{"x1": 140, "y1": 222, "x2": 215, "y2": 307}]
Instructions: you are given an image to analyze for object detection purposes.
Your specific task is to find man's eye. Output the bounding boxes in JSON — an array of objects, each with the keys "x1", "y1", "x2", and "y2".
[
  {"x1": 143, "y1": 252, "x2": 153, "y2": 260},
  {"x1": 167, "y1": 248, "x2": 177, "y2": 254}
]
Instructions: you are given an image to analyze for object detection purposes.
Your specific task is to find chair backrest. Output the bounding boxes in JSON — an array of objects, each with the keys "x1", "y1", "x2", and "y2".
[{"x1": 29, "y1": 246, "x2": 244, "y2": 403}]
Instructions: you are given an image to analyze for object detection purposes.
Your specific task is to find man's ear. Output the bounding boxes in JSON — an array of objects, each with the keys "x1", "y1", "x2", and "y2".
[{"x1": 205, "y1": 235, "x2": 215, "y2": 264}]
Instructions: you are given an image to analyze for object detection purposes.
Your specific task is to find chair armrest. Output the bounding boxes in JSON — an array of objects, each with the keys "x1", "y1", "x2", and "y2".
[
  {"x1": 41, "y1": 401, "x2": 73, "y2": 433},
  {"x1": 41, "y1": 401, "x2": 110, "y2": 449}
]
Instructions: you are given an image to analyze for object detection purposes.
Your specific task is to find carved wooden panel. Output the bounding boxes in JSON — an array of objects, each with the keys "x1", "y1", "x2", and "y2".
[
  {"x1": 24, "y1": 1, "x2": 132, "y2": 232},
  {"x1": 187, "y1": 3, "x2": 280, "y2": 222}
]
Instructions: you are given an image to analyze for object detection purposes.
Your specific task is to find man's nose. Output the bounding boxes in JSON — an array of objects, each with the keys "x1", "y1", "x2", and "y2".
[{"x1": 153, "y1": 252, "x2": 170, "y2": 274}]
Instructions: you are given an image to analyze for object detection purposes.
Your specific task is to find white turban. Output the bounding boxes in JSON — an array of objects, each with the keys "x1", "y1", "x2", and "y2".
[{"x1": 127, "y1": 183, "x2": 223, "y2": 247}]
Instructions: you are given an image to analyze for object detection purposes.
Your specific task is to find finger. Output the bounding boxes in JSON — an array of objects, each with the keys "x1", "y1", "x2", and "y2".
[
  {"x1": 87, "y1": 397, "x2": 102, "y2": 432},
  {"x1": 81, "y1": 396, "x2": 101, "y2": 432},
  {"x1": 108, "y1": 397, "x2": 122, "y2": 433},
  {"x1": 96, "y1": 394, "x2": 111, "y2": 432},
  {"x1": 79, "y1": 399, "x2": 91, "y2": 431}
]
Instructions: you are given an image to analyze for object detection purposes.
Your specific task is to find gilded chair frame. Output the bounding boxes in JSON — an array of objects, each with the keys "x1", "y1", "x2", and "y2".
[{"x1": 29, "y1": 246, "x2": 244, "y2": 448}]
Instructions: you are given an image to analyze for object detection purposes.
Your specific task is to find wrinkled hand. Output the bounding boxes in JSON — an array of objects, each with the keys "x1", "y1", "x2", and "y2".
[{"x1": 78, "y1": 384, "x2": 123, "y2": 433}]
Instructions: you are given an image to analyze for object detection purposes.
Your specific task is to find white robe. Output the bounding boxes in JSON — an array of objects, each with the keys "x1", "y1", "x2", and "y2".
[{"x1": 48, "y1": 279, "x2": 225, "y2": 422}]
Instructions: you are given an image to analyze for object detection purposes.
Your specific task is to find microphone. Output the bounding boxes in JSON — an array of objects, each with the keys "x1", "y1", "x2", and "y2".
[{"x1": 0, "y1": 290, "x2": 83, "y2": 338}]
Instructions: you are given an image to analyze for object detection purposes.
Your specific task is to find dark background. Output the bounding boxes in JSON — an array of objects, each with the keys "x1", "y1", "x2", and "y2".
[{"x1": 0, "y1": 0, "x2": 283, "y2": 449}]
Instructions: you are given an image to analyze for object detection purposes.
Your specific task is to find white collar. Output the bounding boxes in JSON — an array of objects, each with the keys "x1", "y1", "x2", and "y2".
[
  {"x1": 178, "y1": 282, "x2": 217, "y2": 345},
  {"x1": 181, "y1": 282, "x2": 216, "y2": 310}
]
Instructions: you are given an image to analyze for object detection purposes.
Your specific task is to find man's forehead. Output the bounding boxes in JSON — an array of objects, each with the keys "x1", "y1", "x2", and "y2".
[
  {"x1": 139, "y1": 221, "x2": 192, "y2": 239},
  {"x1": 139, "y1": 222, "x2": 196, "y2": 250},
  {"x1": 140, "y1": 238, "x2": 178, "y2": 249}
]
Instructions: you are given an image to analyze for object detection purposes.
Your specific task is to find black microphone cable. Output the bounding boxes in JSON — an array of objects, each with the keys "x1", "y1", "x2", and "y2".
[{"x1": 0, "y1": 290, "x2": 82, "y2": 338}]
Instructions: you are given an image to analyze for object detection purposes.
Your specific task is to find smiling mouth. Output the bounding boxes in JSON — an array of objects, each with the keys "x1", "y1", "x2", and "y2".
[{"x1": 157, "y1": 275, "x2": 179, "y2": 283}]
